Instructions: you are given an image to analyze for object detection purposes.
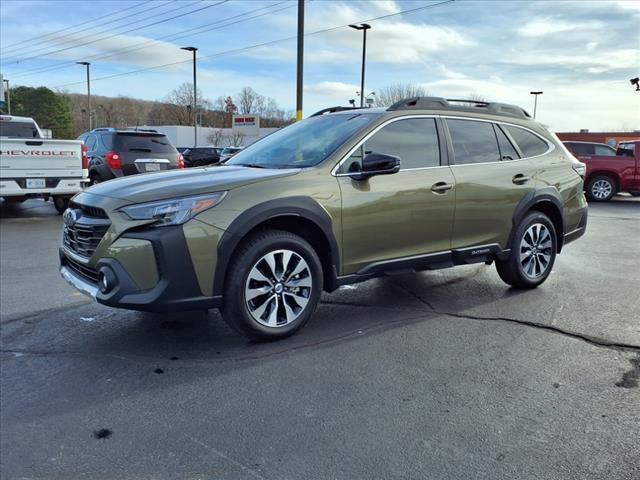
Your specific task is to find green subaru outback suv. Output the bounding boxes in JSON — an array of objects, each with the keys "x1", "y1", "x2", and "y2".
[{"x1": 60, "y1": 97, "x2": 588, "y2": 340}]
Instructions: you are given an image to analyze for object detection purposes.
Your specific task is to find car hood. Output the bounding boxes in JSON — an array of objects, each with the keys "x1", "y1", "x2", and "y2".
[{"x1": 83, "y1": 165, "x2": 299, "y2": 203}]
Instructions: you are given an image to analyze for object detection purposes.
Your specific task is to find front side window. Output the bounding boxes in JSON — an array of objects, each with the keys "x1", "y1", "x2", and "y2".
[
  {"x1": 227, "y1": 113, "x2": 377, "y2": 169},
  {"x1": 339, "y1": 118, "x2": 441, "y2": 173},
  {"x1": 448, "y1": 119, "x2": 500, "y2": 165},
  {"x1": 504, "y1": 125, "x2": 549, "y2": 157}
]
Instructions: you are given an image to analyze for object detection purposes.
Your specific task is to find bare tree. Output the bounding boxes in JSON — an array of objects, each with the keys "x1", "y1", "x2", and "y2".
[
  {"x1": 207, "y1": 129, "x2": 224, "y2": 146},
  {"x1": 237, "y1": 86, "x2": 265, "y2": 114},
  {"x1": 466, "y1": 93, "x2": 489, "y2": 102},
  {"x1": 374, "y1": 83, "x2": 429, "y2": 107},
  {"x1": 227, "y1": 131, "x2": 245, "y2": 146}
]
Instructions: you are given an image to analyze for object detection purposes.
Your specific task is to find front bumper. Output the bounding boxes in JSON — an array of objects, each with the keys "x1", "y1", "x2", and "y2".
[{"x1": 60, "y1": 224, "x2": 223, "y2": 312}]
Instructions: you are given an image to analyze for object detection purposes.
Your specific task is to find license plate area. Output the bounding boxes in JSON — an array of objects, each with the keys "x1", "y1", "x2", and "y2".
[
  {"x1": 144, "y1": 163, "x2": 161, "y2": 172},
  {"x1": 26, "y1": 178, "x2": 46, "y2": 188}
]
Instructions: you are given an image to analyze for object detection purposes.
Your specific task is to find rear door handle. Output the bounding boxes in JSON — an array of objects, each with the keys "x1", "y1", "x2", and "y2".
[
  {"x1": 512, "y1": 174, "x2": 531, "y2": 185},
  {"x1": 431, "y1": 181, "x2": 454, "y2": 194}
]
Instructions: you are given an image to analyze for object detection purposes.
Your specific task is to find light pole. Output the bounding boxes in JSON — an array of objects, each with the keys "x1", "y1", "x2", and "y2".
[
  {"x1": 530, "y1": 91, "x2": 543, "y2": 119},
  {"x1": 296, "y1": 0, "x2": 304, "y2": 121},
  {"x1": 76, "y1": 62, "x2": 91, "y2": 130},
  {"x1": 349, "y1": 23, "x2": 371, "y2": 108},
  {"x1": 181, "y1": 46, "x2": 198, "y2": 146},
  {"x1": 2, "y1": 78, "x2": 11, "y2": 114}
]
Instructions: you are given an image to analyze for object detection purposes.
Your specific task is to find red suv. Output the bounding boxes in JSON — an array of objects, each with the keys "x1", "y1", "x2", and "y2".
[{"x1": 564, "y1": 141, "x2": 640, "y2": 201}]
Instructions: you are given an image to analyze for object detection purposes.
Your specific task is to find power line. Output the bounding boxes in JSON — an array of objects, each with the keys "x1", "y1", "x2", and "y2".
[
  {"x1": 9, "y1": 2, "x2": 292, "y2": 80},
  {"x1": 1, "y1": 1, "x2": 175, "y2": 58},
  {"x1": 0, "y1": 0, "x2": 154, "y2": 52},
  {"x1": 1, "y1": 1, "x2": 227, "y2": 65},
  {"x1": 52, "y1": 0, "x2": 454, "y2": 90}
]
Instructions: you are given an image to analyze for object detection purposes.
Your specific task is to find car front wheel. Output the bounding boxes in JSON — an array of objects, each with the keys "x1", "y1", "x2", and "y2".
[
  {"x1": 221, "y1": 230, "x2": 323, "y2": 341},
  {"x1": 495, "y1": 211, "x2": 557, "y2": 289}
]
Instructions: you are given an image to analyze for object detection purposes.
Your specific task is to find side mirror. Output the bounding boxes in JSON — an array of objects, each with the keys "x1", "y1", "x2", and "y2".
[{"x1": 350, "y1": 152, "x2": 401, "y2": 180}]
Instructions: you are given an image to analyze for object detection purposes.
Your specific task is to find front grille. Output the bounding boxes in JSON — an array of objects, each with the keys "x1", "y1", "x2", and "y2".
[
  {"x1": 69, "y1": 201, "x2": 108, "y2": 219},
  {"x1": 66, "y1": 256, "x2": 99, "y2": 283},
  {"x1": 63, "y1": 204, "x2": 111, "y2": 259}
]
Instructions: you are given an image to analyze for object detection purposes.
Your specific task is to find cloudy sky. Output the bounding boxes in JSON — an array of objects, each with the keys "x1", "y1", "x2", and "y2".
[{"x1": 1, "y1": 0, "x2": 639, "y2": 131}]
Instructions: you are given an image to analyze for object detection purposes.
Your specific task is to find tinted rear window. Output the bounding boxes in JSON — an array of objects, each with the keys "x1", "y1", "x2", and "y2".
[
  {"x1": 504, "y1": 126, "x2": 549, "y2": 157},
  {"x1": 0, "y1": 120, "x2": 40, "y2": 138},
  {"x1": 114, "y1": 134, "x2": 176, "y2": 153}
]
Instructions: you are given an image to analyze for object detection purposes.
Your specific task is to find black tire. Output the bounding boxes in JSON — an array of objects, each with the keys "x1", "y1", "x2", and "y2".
[
  {"x1": 193, "y1": 160, "x2": 204, "y2": 167},
  {"x1": 495, "y1": 211, "x2": 557, "y2": 289},
  {"x1": 221, "y1": 229, "x2": 323, "y2": 341},
  {"x1": 53, "y1": 196, "x2": 70, "y2": 215},
  {"x1": 89, "y1": 173, "x2": 103, "y2": 186},
  {"x1": 586, "y1": 175, "x2": 616, "y2": 202}
]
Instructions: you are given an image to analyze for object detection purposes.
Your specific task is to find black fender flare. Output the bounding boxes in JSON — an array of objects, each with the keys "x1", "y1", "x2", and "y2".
[
  {"x1": 212, "y1": 196, "x2": 340, "y2": 297},
  {"x1": 507, "y1": 188, "x2": 566, "y2": 253}
]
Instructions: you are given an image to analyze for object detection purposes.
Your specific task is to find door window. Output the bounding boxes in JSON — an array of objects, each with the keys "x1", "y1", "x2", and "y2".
[
  {"x1": 340, "y1": 118, "x2": 440, "y2": 173},
  {"x1": 594, "y1": 145, "x2": 616, "y2": 156},
  {"x1": 448, "y1": 119, "x2": 500, "y2": 165},
  {"x1": 504, "y1": 125, "x2": 549, "y2": 157}
]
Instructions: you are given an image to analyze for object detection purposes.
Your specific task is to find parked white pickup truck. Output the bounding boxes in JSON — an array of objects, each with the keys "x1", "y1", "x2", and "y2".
[{"x1": 0, "y1": 115, "x2": 88, "y2": 213}]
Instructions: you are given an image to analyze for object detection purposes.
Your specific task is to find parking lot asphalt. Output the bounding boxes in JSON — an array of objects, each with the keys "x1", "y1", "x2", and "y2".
[{"x1": 1, "y1": 197, "x2": 639, "y2": 480}]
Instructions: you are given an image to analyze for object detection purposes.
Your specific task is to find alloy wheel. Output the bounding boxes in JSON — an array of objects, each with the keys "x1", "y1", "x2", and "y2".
[
  {"x1": 244, "y1": 249, "x2": 312, "y2": 327},
  {"x1": 519, "y1": 223, "x2": 553, "y2": 279},
  {"x1": 591, "y1": 179, "x2": 612, "y2": 200}
]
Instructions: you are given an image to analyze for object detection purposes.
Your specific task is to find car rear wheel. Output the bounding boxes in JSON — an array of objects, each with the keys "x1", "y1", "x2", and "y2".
[
  {"x1": 221, "y1": 230, "x2": 323, "y2": 341},
  {"x1": 587, "y1": 175, "x2": 616, "y2": 202},
  {"x1": 495, "y1": 211, "x2": 557, "y2": 289},
  {"x1": 89, "y1": 173, "x2": 103, "y2": 186}
]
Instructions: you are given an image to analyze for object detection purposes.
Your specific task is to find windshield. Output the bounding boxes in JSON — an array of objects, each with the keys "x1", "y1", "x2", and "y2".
[
  {"x1": 0, "y1": 120, "x2": 41, "y2": 138},
  {"x1": 227, "y1": 113, "x2": 377, "y2": 168}
]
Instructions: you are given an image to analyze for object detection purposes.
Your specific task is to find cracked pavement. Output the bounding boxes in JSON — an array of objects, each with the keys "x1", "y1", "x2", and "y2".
[{"x1": 1, "y1": 197, "x2": 639, "y2": 479}]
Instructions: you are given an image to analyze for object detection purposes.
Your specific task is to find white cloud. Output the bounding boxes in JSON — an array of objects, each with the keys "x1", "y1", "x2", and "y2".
[{"x1": 517, "y1": 18, "x2": 580, "y2": 37}]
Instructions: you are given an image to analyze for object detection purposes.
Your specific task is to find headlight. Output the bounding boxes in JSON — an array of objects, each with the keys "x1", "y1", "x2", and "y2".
[{"x1": 119, "y1": 192, "x2": 227, "y2": 227}]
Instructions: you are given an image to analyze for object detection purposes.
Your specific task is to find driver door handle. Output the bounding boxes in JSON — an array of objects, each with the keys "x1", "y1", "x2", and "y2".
[
  {"x1": 512, "y1": 173, "x2": 531, "y2": 185},
  {"x1": 431, "y1": 181, "x2": 454, "y2": 194}
]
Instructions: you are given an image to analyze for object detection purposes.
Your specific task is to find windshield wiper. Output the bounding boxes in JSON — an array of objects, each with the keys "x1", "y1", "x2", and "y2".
[{"x1": 235, "y1": 163, "x2": 266, "y2": 169}]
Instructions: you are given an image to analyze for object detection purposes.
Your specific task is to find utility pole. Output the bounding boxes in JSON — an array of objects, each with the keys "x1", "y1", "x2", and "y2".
[
  {"x1": 349, "y1": 24, "x2": 371, "y2": 108},
  {"x1": 181, "y1": 46, "x2": 198, "y2": 146},
  {"x1": 296, "y1": 0, "x2": 304, "y2": 121},
  {"x1": 530, "y1": 91, "x2": 543, "y2": 119},
  {"x1": 3, "y1": 78, "x2": 11, "y2": 115},
  {"x1": 76, "y1": 62, "x2": 91, "y2": 130}
]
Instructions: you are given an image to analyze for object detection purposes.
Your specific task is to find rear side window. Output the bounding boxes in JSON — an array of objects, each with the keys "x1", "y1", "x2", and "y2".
[
  {"x1": 0, "y1": 120, "x2": 40, "y2": 138},
  {"x1": 565, "y1": 143, "x2": 593, "y2": 155},
  {"x1": 341, "y1": 118, "x2": 440, "y2": 172},
  {"x1": 448, "y1": 119, "x2": 500, "y2": 165},
  {"x1": 84, "y1": 135, "x2": 97, "y2": 151},
  {"x1": 114, "y1": 134, "x2": 176, "y2": 153},
  {"x1": 495, "y1": 125, "x2": 520, "y2": 160},
  {"x1": 504, "y1": 126, "x2": 549, "y2": 157}
]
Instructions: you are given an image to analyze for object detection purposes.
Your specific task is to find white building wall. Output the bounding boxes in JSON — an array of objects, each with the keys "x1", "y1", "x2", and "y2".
[{"x1": 139, "y1": 125, "x2": 279, "y2": 149}]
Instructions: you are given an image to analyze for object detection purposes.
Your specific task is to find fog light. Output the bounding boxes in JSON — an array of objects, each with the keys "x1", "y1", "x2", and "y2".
[{"x1": 97, "y1": 267, "x2": 116, "y2": 294}]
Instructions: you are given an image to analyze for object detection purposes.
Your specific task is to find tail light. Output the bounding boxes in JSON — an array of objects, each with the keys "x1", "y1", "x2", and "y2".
[
  {"x1": 178, "y1": 154, "x2": 185, "y2": 169},
  {"x1": 81, "y1": 143, "x2": 89, "y2": 169},
  {"x1": 106, "y1": 152, "x2": 122, "y2": 169},
  {"x1": 572, "y1": 161, "x2": 587, "y2": 179}
]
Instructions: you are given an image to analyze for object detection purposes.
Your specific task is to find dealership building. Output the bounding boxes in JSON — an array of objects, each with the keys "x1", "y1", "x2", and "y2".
[
  {"x1": 142, "y1": 115, "x2": 279, "y2": 149},
  {"x1": 556, "y1": 130, "x2": 640, "y2": 148}
]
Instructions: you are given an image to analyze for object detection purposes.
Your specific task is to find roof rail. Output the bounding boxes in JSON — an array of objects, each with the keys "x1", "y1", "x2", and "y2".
[
  {"x1": 310, "y1": 106, "x2": 362, "y2": 117},
  {"x1": 91, "y1": 127, "x2": 117, "y2": 132},
  {"x1": 387, "y1": 96, "x2": 531, "y2": 120}
]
